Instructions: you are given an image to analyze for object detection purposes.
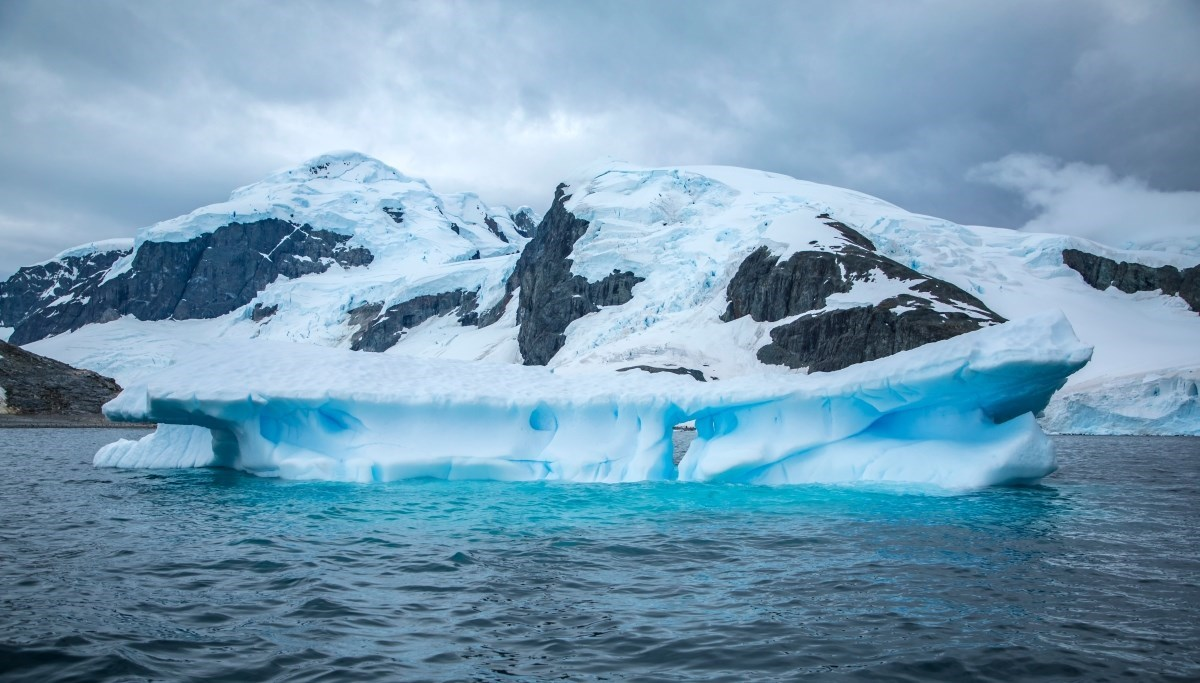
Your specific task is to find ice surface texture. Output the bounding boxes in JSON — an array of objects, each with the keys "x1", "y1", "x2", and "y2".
[{"x1": 97, "y1": 313, "x2": 1090, "y2": 489}]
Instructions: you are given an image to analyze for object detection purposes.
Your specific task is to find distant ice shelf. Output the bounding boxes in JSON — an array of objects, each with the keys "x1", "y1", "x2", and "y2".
[
  {"x1": 1040, "y1": 367, "x2": 1199, "y2": 436},
  {"x1": 96, "y1": 312, "x2": 1091, "y2": 489}
]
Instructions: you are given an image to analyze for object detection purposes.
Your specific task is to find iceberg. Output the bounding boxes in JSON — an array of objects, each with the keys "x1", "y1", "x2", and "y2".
[{"x1": 97, "y1": 312, "x2": 1091, "y2": 489}]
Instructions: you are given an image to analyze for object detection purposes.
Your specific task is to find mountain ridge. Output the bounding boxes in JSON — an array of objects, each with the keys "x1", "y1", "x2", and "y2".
[{"x1": 3, "y1": 151, "x2": 1197, "y2": 434}]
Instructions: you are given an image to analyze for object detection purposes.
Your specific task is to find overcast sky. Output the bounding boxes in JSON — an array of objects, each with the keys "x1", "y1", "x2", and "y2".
[{"x1": 1, "y1": 0, "x2": 1198, "y2": 277}]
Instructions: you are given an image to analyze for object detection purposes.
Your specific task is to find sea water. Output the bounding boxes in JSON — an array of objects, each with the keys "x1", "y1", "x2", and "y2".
[{"x1": 0, "y1": 429, "x2": 1197, "y2": 682}]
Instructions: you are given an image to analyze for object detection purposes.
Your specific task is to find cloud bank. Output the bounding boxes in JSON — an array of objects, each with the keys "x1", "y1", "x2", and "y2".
[
  {"x1": 972, "y1": 155, "x2": 1200, "y2": 252},
  {"x1": 0, "y1": 0, "x2": 1197, "y2": 276}
]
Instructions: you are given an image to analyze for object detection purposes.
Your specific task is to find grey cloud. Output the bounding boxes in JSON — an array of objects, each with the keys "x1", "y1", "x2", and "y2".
[
  {"x1": 0, "y1": 0, "x2": 1196, "y2": 277},
  {"x1": 970, "y1": 154, "x2": 1200, "y2": 250}
]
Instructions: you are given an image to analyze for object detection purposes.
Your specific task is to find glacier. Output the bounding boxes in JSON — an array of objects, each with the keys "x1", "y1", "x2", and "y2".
[
  {"x1": 1040, "y1": 368, "x2": 1200, "y2": 436},
  {"x1": 97, "y1": 312, "x2": 1091, "y2": 489}
]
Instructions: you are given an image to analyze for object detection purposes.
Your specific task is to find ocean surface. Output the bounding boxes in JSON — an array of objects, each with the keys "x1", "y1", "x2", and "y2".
[{"x1": 0, "y1": 430, "x2": 1197, "y2": 682}]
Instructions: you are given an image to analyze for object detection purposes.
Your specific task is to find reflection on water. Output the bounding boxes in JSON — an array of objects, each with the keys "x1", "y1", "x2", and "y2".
[{"x1": 0, "y1": 429, "x2": 1196, "y2": 682}]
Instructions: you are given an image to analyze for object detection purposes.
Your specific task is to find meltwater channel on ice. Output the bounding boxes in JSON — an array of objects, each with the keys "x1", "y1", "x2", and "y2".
[{"x1": 96, "y1": 312, "x2": 1091, "y2": 490}]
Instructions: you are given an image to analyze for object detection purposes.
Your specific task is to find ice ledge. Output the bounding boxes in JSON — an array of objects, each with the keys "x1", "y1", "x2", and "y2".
[{"x1": 98, "y1": 312, "x2": 1091, "y2": 489}]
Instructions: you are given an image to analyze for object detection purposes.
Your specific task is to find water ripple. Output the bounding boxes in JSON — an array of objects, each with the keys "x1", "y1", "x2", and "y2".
[{"x1": 0, "y1": 430, "x2": 1197, "y2": 681}]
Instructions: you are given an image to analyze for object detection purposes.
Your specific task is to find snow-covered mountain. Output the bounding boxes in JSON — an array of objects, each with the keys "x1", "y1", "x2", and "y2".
[
  {"x1": 1, "y1": 152, "x2": 531, "y2": 348},
  {"x1": 3, "y1": 152, "x2": 1197, "y2": 435},
  {"x1": 491, "y1": 164, "x2": 1003, "y2": 376}
]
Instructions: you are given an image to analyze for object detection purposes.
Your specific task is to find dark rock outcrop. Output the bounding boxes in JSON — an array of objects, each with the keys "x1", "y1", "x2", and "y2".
[
  {"x1": 6, "y1": 219, "x2": 373, "y2": 344},
  {"x1": 483, "y1": 185, "x2": 644, "y2": 365},
  {"x1": 510, "y1": 208, "x2": 536, "y2": 238},
  {"x1": 0, "y1": 340, "x2": 120, "y2": 416},
  {"x1": 617, "y1": 365, "x2": 707, "y2": 382},
  {"x1": 484, "y1": 216, "x2": 509, "y2": 244},
  {"x1": 723, "y1": 219, "x2": 1005, "y2": 373},
  {"x1": 349, "y1": 290, "x2": 478, "y2": 352},
  {"x1": 250, "y1": 303, "x2": 278, "y2": 322},
  {"x1": 760, "y1": 299, "x2": 997, "y2": 373},
  {"x1": 0, "y1": 246, "x2": 130, "y2": 329},
  {"x1": 1063, "y1": 248, "x2": 1200, "y2": 313}
]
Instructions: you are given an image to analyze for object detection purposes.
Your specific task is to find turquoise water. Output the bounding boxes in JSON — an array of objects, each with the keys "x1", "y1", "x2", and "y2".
[{"x1": 1, "y1": 429, "x2": 1198, "y2": 681}]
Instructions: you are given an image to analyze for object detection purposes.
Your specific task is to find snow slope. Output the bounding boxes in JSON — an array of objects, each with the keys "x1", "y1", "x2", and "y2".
[
  {"x1": 49, "y1": 238, "x2": 135, "y2": 262},
  {"x1": 532, "y1": 162, "x2": 1000, "y2": 377},
  {"x1": 16, "y1": 153, "x2": 527, "y2": 354},
  {"x1": 98, "y1": 313, "x2": 1090, "y2": 488},
  {"x1": 112, "y1": 152, "x2": 524, "y2": 263}
]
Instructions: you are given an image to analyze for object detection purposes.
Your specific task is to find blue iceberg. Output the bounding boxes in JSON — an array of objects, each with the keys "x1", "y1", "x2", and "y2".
[{"x1": 97, "y1": 312, "x2": 1090, "y2": 489}]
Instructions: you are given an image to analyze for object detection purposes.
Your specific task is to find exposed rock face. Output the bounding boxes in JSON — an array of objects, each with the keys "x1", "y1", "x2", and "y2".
[
  {"x1": 484, "y1": 185, "x2": 643, "y2": 365},
  {"x1": 0, "y1": 340, "x2": 121, "y2": 416},
  {"x1": 250, "y1": 303, "x2": 278, "y2": 322},
  {"x1": 6, "y1": 219, "x2": 373, "y2": 344},
  {"x1": 509, "y1": 208, "x2": 536, "y2": 238},
  {"x1": 349, "y1": 290, "x2": 479, "y2": 352},
  {"x1": 759, "y1": 300, "x2": 999, "y2": 372},
  {"x1": 484, "y1": 216, "x2": 510, "y2": 243},
  {"x1": 617, "y1": 365, "x2": 707, "y2": 382},
  {"x1": 1062, "y1": 248, "x2": 1200, "y2": 313},
  {"x1": 0, "y1": 246, "x2": 130, "y2": 329},
  {"x1": 723, "y1": 220, "x2": 1005, "y2": 373}
]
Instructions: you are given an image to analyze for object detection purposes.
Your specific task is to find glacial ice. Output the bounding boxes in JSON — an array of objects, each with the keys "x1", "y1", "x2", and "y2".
[
  {"x1": 95, "y1": 424, "x2": 216, "y2": 469},
  {"x1": 1040, "y1": 368, "x2": 1200, "y2": 436},
  {"x1": 97, "y1": 312, "x2": 1091, "y2": 489}
]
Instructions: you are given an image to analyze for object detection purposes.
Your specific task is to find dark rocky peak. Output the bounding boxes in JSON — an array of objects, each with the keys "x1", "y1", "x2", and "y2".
[
  {"x1": 480, "y1": 184, "x2": 643, "y2": 365},
  {"x1": 0, "y1": 243, "x2": 131, "y2": 329},
  {"x1": 0, "y1": 340, "x2": 121, "y2": 417},
  {"x1": 1063, "y1": 248, "x2": 1199, "y2": 313},
  {"x1": 509, "y1": 207, "x2": 537, "y2": 237},
  {"x1": 7, "y1": 219, "x2": 374, "y2": 345}
]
